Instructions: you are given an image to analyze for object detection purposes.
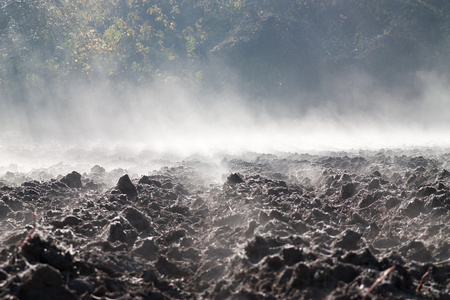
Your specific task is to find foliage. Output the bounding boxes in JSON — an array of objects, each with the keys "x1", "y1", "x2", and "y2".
[{"x1": 0, "y1": 0, "x2": 449, "y2": 97}]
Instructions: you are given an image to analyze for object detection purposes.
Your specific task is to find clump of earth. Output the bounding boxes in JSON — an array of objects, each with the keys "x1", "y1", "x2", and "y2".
[{"x1": 0, "y1": 150, "x2": 449, "y2": 299}]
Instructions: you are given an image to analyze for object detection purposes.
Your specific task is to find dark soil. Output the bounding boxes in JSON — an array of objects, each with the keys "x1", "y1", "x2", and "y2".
[{"x1": 0, "y1": 150, "x2": 449, "y2": 299}]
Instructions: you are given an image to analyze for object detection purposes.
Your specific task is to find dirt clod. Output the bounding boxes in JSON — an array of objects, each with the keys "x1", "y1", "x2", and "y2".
[{"x1": 0, "y1": 150, "x2": 449, "y2": 299}]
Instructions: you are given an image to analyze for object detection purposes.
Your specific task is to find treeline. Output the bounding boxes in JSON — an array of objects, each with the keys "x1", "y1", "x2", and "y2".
[{"x1": 1, "y1": 0, "x2": 449, "y2": 98}]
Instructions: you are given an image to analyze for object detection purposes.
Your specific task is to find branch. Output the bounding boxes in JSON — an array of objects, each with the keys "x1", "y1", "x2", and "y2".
[{"x1": 362, "y1": 266, "x2": 395, "y2": 300}]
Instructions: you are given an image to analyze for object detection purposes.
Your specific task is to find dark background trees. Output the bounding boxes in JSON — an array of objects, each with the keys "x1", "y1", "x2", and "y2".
[{"x1": 1, "y1": 0, "x2": 449, "y2": 99}]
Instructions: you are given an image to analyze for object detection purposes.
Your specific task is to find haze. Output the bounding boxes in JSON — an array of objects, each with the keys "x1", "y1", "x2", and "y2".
[{"x1": 1, "y1": 0, "x2": 449, "y2": 172}]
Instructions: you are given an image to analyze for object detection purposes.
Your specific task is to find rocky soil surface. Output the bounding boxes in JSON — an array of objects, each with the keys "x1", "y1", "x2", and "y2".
[{"x1": 0, "y1": 150, "x2": 449, "y2": 299}]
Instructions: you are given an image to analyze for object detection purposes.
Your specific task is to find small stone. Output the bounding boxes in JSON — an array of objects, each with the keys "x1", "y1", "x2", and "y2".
[
  {"x1": 372, "y1": 171, "x2": 382, "y2": 177},
  {"x1": 264, "y1": 255, "x2": 285, "y2": 270},
  {"x1": 155, "y1": 256, "x2": 189, "y2": 278},
  {"x1": 108, "y1": 218, "x2": 138, "y2": 245},
  {"x1": 133, "y1": 238, "x2": 159, "y2": 260},
  {"x1": 62, "y1": 215, "x2": 82, "y2": 226},
  {"x1": 351, "y1": 212, "x2": 369, "y2": 227},
  {"x1": 368, "y1": 178, "x2": 380, "y2": 190},
  {"x1": 385, "y1": 197, "x2": 401, "y2": 210},
  {"x1": 60, "y1": 171, "x2": 82, "y2": 188},
  {"x1": 341, "y1": 183, "x2": 356, "y2": 199},
  {"x1": 332, "y1": 264, "x2": 360, "y2": 283},
  {"x1": 123, "y1": 207, "x2": 152, "y2": 232},
  {"x1": 90, "y1": 165, "x2": 105, "y2": 174},
  {"x1": 404, "y1": 198, "x2": 425, "y2": 218},
  {"x1": 108, "y1": 222, "x2": 127, "y2": 243},
  {"x1": 359, "y1": 192, "x2": 382, "y2": 208},
  {"x1": 367, "y1": 223, "x2": 380, "y2": 239},
  {"x1": 341, "y1": 173, "x2": 352, "y2": 182},
  {"x1": 19, "y1": 264, "x2": 77, "y2": 300},
  {"x1": 245, "y1": 236, "x2": 280, "y2": 263},
  {"x1": 68, "y1": 278, "x2": 93, "y2": 295},
  {"x1": 292, "y1": 221, "x2": 309, "y2": 234},
  {"x1": 84, "y1": 181, "x2": 100, "y2": 190},
  {"x1": 165, "y1": 229, "x2": 186, "y2": 244},
  {"x1": 334, "y1": 229, "x2": 361, "y2": 250},
  {"x1": 341, "y1": 248, "x2": 379, "y2": 267},
  {"x1": 291, "y1": 263, "x2": 311, "y2": 288},
  {"x1": 226, "y1": 173, "x2": 244, "y2": 185},
  {"x1": 282, "y1": 247, "x2": 303, "y2": 265},
  {"x1": 311, "y1": 208, "x2": 330, "y2": 222},
  {"x1": 138, "y1": 176, "x2": 162, "y2": 187},
  {"x1": 0, "y1": 201, "x2": 12, "y2": 220},
  {"x1": 416, "y1": 186, "x2": 437, "y2": 198},
  {"x1": 438, "y1": 169, "x2": 450, "y2": 179},
  {"x1": 116, "y1": 174, "x2": 137, "y2": 198},
  {"x1": 162, "y1": 182, "x2": 174, "y2": 189},
  {"x1": 141, "y1": 269, "x2": 159, "y2": 284}
]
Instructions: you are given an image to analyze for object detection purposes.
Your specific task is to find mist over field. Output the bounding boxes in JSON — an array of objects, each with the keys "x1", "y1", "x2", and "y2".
[
  {"x1": 1, "y1": 0, "x2": 450, "y2": 170},
  {"x1": 2, "y1": 3, "x2": 450, "y2": 299}
]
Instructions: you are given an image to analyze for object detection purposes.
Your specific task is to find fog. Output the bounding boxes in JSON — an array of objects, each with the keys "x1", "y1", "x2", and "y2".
[
  {"x1": 1, "y1": 0, "x2": 450, "y2": 174},
  {"x1": 1, "y1": 65, "x2": 449, "y2": 173},
  {"x1": 1, "y1": 4, "x2": 450, "y2": 300}
]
